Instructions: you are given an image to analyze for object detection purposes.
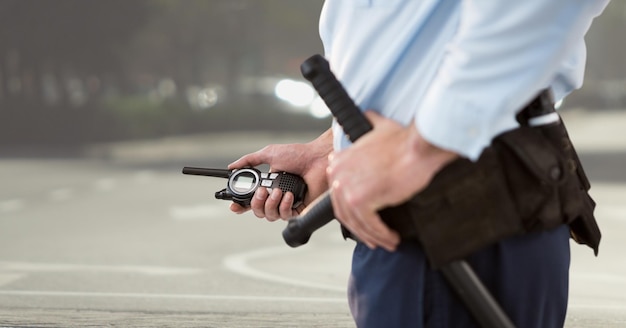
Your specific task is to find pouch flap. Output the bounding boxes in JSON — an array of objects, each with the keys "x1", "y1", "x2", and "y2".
[{"x1": 496, "y1": 126, "x2": 563, "y2": 184}]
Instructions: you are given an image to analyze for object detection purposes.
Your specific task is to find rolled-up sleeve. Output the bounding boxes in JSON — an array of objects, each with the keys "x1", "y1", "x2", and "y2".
[{"x1": 416, "y1": 0, "x2": 609, "y2": 160}]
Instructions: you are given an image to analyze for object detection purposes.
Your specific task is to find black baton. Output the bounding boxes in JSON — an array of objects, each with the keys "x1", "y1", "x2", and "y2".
[{"x1": 282, "y1": 54, "x2": 515, "y2": 328}]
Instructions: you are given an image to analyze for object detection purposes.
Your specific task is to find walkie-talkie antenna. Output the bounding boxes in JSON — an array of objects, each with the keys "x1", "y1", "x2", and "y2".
[{"x1": 182, "y1": 167, "x2": 231, "y2": 179}]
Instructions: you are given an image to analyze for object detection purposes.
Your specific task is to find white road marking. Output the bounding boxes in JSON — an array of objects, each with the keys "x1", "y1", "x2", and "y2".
[
  {"x1": 0, "y1": 290, "x2": 345, "y2": 303},
  {"x1": 169, "y1": 204, "x2": 226, "y2": 220},
  {"x1": 0, "y1": 199, "x2": 24, "y2": 213},
  {"x1": 48, "y1": 188, "x2": 73, "y2": 202},
  {"x1": 0, "y1": 261, "x2": 202, "y2": 276},
  {"x1": 223, "y1": 246, "x2": 345, "y2": 292}
]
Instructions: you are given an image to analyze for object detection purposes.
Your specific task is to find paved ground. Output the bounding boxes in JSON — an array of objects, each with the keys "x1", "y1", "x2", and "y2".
[
  {"x1": 0, "y1": 309, "x2": 355, "y2": 328},
  {"x1": 0, "y1": 108, "x2": 625, "y2": 327}
]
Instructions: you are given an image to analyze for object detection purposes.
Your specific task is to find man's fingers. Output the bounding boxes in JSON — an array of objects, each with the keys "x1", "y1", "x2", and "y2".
[
  {"x1": 357, "y1": 211, "x2": 400, "y2": 251},
  {"x1": 229, "y1": 202, "x2": 248, "y2": 214},
  {"x1": 330, "y1": 186, "x2": 382, "y2": 249},
  {"x1": 342, "y1": 207, "x2": 399, "y2": 251},
  {"x1": 330, "y1": 181, "x2": 399, "y2": 251},
  {"x1": 279, "y1": 192, "x2": 296, "y2": 220},
  {"x1": 251, "y1": 187, "x2": 269, "y2": 218},
  {"x1": 228, "y1": 154, "x2": 258, "y2": 170},
  {"x1": 228, "y1": 148, "x2": 269, "y2": 170},
  {"x1": 263, "y1": 188, "x2": 283, "y2": 221},
  {"x1": 248, "y1": 187, "x2": 295, "y2": 221}
]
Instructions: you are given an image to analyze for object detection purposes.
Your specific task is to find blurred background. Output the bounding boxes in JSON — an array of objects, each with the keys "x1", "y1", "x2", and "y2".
[
  {"x1": 0, "y1": 1, "x2": 625, "y2": 150},
  {"x1": 0, "y1": 1, "x2": 625, "y2": 327},
  {"x1": 0, "y1": 0, "x2": 330, "y2": 153}
]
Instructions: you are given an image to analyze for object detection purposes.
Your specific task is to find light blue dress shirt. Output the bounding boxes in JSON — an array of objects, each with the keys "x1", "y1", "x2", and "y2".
[{"x1": 319, "y1": 0, "x2": 609, "y2": 160}]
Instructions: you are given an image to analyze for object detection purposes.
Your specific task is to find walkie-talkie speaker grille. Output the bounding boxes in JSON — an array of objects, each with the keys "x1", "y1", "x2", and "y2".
[
  {"x1": 278, "y1": 173, "x2": 298, "y2": 191},
  {"x1": 276, "y1": 172, "x2": 307, "y2": 208}
]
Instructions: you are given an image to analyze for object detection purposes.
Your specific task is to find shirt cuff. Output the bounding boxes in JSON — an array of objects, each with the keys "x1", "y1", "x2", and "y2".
[{"x1": 415, "y1": 90, "x2": 518, "y2": 161}]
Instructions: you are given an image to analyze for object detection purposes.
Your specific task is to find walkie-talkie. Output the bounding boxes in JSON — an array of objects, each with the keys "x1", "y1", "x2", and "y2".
[{"x1": 182, "y1": 167, "x2": 307, "y2": 208}]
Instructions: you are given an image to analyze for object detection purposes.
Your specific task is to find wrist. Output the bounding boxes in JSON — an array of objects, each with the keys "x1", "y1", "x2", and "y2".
[
  {"x1": 303, "y1": 128, "x2": 333, "y2": 171},
  {"x1": 307, "y1": 128, "x2": 334, "y2": 158},
  {"x1": 408, "y1": 123, "x2": 459, "y2": 173}
]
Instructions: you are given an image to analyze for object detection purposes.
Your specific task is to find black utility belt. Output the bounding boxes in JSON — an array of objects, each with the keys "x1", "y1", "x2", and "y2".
[{"x1": 344, "y1": 95, "x2": 601, "y2": 269}]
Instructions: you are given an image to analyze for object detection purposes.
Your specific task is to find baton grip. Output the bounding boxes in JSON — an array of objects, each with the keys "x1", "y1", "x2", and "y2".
[
  {"x1": 300, "y1": 54, "x2": 372, "y2": 142},
  {"x1": 282, "y1": 55, "x2": 373, "y2": 247},
  {"x1": 282, "y1": 190, "x2": 334, "y2": 247},
  {"x1": 285, "y1": 55, "x2": 517, "y2": 328}
]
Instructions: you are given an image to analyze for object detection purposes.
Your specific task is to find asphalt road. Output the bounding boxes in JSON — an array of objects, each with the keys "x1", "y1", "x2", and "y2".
[{"x1": 0, "y1": 110, "x2": 625, "y2": 327}]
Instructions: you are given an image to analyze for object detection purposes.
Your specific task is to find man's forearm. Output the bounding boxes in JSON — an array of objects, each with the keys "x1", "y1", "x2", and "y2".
[
  {"x1": 311, "y1": 128, "x2": 333, "y2": 148},
  {"x1": 305, "y1": 128, "x2": 334, "y2": 166}
]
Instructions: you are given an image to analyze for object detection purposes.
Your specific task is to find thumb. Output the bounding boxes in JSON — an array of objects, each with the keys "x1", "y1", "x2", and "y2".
[{"x1": 228, "y1": 151, "x2": 266, "y2": 170}]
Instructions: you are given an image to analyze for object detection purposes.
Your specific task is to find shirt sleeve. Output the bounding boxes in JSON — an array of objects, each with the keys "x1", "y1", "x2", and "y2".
[{"x1": 415, "y1": 0, "x2": 609, "y2": 161}]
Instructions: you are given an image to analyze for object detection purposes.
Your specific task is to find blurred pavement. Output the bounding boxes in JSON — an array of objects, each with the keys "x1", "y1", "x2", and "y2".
[
  {"x1": 0, "y1": 108, "x2": 625, "y2": 327},
  {"x1": 82, "y1": 109, "x2": 626, "y2": 164}
]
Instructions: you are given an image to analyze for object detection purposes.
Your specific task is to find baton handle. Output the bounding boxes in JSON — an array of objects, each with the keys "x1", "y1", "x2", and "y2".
[
  {"x1": 282, "y1": 190, "x2": 334, "y2": 247},
  {"x1": 282, "y1": 55, "x2": 373, "y2": 247},
  {"x1": 300, "y1": 54, "x2": 372, "y2": 142},
  {"x1": 442, "y1": 261, "x2": 516, "y2": 328},
  {"x1": 282, "y1": 54, "x2": 516, "y2": 328}
]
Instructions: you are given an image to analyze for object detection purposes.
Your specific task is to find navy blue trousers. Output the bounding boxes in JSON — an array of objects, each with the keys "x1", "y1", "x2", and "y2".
[{"x1": 348, "y1": 225, "x2": 571, "y2": 328}]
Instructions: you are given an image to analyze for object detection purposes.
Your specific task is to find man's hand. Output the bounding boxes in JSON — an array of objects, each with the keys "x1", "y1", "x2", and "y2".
[
  {"x1": 228, "y1": 129, "x2": 333, "y2": 221},
  {"x1": 327, "y1": 111, "x2": 459, "y2": 252}
]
